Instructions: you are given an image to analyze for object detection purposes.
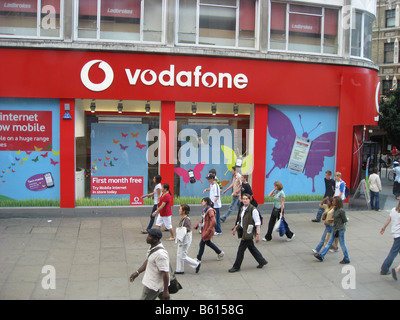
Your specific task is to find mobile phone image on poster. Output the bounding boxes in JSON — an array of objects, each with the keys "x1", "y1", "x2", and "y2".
[{"x1": 287, "y1": 136, "x2": 312, "y2": 174}]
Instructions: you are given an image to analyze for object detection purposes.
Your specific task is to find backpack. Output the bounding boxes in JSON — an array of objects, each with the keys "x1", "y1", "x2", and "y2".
[{"x1": 344, "y1": 185, "x2": 350, "y2": 199}]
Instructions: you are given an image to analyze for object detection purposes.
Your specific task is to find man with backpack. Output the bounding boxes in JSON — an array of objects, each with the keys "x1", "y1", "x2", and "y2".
[{"x1": 334, "y1": 172, "x2": 348, "y2": 201}]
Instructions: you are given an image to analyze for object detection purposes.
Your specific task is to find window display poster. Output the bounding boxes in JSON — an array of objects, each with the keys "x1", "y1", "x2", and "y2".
[
  {"x1": 90, "y1": 123, "x2": 148, "y2": 202},
  {"x1": 176, "y1": 125, "x2": 234, "y2": 197},
  {"x1": 0, "y1": 98, "x2": 60, "y2": 202},
  {"x1": 265, "y1": 105, "x2": 337, "y2": 196}
]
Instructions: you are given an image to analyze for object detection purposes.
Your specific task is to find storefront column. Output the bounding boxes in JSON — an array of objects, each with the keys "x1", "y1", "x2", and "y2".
[
  {"x1": 159, "y1": 101, "x2": 175, "y2": 199},
  {"x1": 60, "y1": 99, "x2": 75, "y2": 208},
  {"x1": 252, "y1": 104, "x2": 268, "y2": 204}
]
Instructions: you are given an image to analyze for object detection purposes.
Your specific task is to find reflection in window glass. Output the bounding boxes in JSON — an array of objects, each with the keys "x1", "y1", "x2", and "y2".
[
  {"x1": 77, "y1": 0, "x2": 163, "y2": 43},
  {"x1": 351, "y1": 11, "x2": 373, "y2": 60},
  {"x1": 0, "y1": 0, "x2": 62, "y2": 38},
  {"x1": 363, "y1": 14, "x2": 373, "y2": 60},
  {"x1": 270, "y1": 2, "x2": 338, "y2": 55},
  {"x1": 178, "y1": 0, "x2": 256, "y2": 49},
  {"x1": 351, "y1": 12, "x2": 362, "y2": 57}
]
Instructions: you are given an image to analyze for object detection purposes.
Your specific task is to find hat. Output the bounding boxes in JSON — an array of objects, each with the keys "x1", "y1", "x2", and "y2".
[
  {"x1": 206, "y1": 174, "x2": 215, "y2": 180},
  {"x1": 147, "y1": 228, "x2": 162, "y2": 239}
]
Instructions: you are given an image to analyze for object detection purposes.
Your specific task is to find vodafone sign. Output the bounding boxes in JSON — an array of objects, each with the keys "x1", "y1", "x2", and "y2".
[{"x1": 80, "y1": 60, "x2": 248, "y2": 92}]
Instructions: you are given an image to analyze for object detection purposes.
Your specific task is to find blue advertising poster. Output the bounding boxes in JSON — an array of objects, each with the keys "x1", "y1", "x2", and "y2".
[
  {"x1": 265, "y1": 105, "x2": 337, "y2": 196},
  {"x1": 176, "y1": 125, "x2": 235, "y2": 197},
  {"x1": 0, "y1": 98, "x2": 60, "y2": 202},
  {"x1": 90, "y1": 123, "x2": 149, "y2": 200}
]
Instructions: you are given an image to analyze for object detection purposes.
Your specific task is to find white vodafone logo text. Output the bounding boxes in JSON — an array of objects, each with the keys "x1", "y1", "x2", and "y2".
[
  {"x1": 80, "y1": 60, "x2": 248, "y2": 91},
  {"x1": 81, "y1": 60, "x2": 114, "y2": 92}
]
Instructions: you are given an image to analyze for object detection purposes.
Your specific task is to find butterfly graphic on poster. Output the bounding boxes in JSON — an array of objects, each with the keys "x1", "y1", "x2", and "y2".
[
  {"x1": 265, "y1": 106, "x2": 336, "y2": 192},
  {"x1": 135, "y1": 140, "x2": 146, "y2": 150},
  {"x1": 174, "y1": 161, "x2": 206, "y2": 188},
  {"x1": 221, "y1": 146, "x2": 253, "y2": 175},
  {"x1": 120, "y1": 144, "x2": 128, "y2": 150}
]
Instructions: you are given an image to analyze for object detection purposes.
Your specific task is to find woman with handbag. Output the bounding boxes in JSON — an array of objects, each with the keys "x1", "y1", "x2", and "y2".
[
  {"x1": 194, "y1": 197, "x2": 225, "y2": 263},
  {"x1": 175, "y1": 204, "x2": 201, "y2": 274},
  {"x1": 314, "y1": 196, "x2": 350, "y2": 264},
  {"x1": 262, "y1": 181, "x2": 295, "y2": 242}
]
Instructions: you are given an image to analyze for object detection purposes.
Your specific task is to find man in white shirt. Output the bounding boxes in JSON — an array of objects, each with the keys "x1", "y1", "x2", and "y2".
[
  {"x1": 334, "y1": 172, "x2": 346, "y2": 201},
  {"x1": 229, "y1": 193, "x2": 268, "y2": 273},
  {"x1": 129, "y1": 228, "x2": 170, "y2": 300}
]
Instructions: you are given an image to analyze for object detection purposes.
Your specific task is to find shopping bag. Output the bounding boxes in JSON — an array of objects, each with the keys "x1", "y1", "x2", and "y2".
[
  {"x1": 273, "y1": 217, "x2": 281, "y2": 232},
  {"x1": 279, "y1": 217, "x2": 288, "y2": 237}
]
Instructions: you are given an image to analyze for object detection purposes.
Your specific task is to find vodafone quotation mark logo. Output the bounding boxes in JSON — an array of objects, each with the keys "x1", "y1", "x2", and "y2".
[{"x1": 81, "y1": 60, "x2": 114, "y2": 92}]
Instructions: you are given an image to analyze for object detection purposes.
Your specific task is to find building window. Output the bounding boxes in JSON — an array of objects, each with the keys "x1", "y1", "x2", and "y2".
[
  {"x1": 0, "y1": 0, "x2": 63, "y2": 39},
  {"x1": 177, "y1": 0, "x2": 257, "y2": 49},
  {"x1": 386, "y1": 9, "x2": 396, "y2": 28},
  {"x1": 351, "y1": 11, "x2": 373, "y2": 60},
  {"x1": 75, "y1": 0, "x2": 164, "y2": 43},
  {"x1": 269, "y1": 2, "x2": 339, "y2": 55},
  {"x1": 382, "y1": 80, "x2": 394, "y2": 96},
  {"x1": 384, "y1": 42, "x2": 394, "y2": 64}
]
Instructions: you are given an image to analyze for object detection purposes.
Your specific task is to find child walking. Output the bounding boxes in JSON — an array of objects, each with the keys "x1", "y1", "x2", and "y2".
[{"x1": 175, "y1": 204, "x2": 201, "y2": 274}]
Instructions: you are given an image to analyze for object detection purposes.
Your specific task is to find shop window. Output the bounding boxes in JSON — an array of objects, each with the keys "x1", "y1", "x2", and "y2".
[
  {"x1": 270, "y1": 2, "x2": 339, "y2": 55},
  {"x1": 177, "y1": 0, "x2": 257, "y2": 49},
  {"x1": 173, "y1": 102, "x2": 251, "y2": 200},
  {"x1": 0, "y1": 0, "x2": 62, "y2": 39},
  {"x1": 351, "y1": 11, "x2": 374, "y2": 60},
  {"x1": 386, "y1": 9, "x2": 395, "y2": 28},
  {"x1": 76, "y1": 0, "x2": 164, "y2": 43},
  {"x1": 75, "y1": 100, "x2": 160, "y2": 206}
]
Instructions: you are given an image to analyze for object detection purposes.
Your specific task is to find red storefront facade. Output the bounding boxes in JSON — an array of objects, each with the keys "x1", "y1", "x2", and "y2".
[{"x1": 0, "y1": 48, "x2": 379, "y2": 208}]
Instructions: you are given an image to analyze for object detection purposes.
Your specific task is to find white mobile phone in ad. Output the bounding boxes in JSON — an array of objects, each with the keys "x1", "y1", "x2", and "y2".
[
  {"x1": 43, "y1": 172, "x2": 55, "y2": 188},
  {"x1": 287, "y1": 136, "x2": 312, "y2": 173}
]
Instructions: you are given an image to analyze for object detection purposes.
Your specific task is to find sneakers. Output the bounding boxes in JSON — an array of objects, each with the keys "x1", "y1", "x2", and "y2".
[
  {"x1": 217, "y1": 251, "x2": 225, "y2": 260},
  {"x1": 287, "y1": 234, "x2": 295, "y2": 242},
  {"x1": 257, "y1": 261, "x2": 268, "y2": 269},
  {"x1": 214, "y1": 232, "x2": 222, "y2": 236},
  {"x1": 314, "y1": 253, "x2": 323, "y2": 261},
  {"x1": 339, "y1": 259, "x2": 350, "y2": 264},
  {"x1": 195, "y1": 262, "x2": 201, "y2": 274},
  {"x1": 311, "y1": 219, "x2": 320, "y2": 222},
  {"x1": 329, "y1": 248, "x2": 339, "y2": 253},
  {"x1": 312, "y1": 249, "x2": 318, "y2": 254},
  {"x1": 392, "y1": 268, "x2": 398, "y2": 280}
]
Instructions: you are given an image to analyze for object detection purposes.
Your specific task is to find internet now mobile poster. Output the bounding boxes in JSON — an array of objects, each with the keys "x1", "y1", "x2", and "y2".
[
  {"x1": 0, "y1": 98, "x2": 60, "y2": 202},
  {"x1": 90, "y1": 123, "x2": 148, "y2": 204}
]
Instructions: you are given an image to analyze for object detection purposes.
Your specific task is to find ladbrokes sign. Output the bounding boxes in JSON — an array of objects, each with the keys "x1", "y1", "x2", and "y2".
[{"x1": 80, "y1": 60, "x2": 249, "y2": 92}]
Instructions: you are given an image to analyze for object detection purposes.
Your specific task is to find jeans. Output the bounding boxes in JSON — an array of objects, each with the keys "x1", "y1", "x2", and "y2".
[
  {"x1": 314, "y1": 206, "x2": 325, "y2": 222},
  {"x1": 214, "y1": 208, "x2": 222, "y2": 233},
  {"x1": 381, "y1": 237, "x2": 400, "y2": 274},
  {"x1": 315, "y1": 225, "x2": 333, "y2": 252},
  {"x1": 320, "y1": 229, "x2": 350, "y2": 261},
  {"x1": 146, "y1": 204, "x2": 158, "y2": 231},
  {"x1": 197, "y1": 239, "x2": 222, "y2": 261},
  {"x1": 221, "y1": 196, "x2": 239, "y2": 221},
  {"x1": 369, "y1": 191, "x2": 380, "y2": 210},
  {"x1": 232, "y1": 239, "x2": 267, "y2": 269}
]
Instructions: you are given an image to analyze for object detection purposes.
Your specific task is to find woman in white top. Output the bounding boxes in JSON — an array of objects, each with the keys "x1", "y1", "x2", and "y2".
[
  {"x1": 141, "y1": 175, "x2": 162, "y2": 234},
  {"x1": 369, "y1": 167, "x2": 382, "y2": 211}
]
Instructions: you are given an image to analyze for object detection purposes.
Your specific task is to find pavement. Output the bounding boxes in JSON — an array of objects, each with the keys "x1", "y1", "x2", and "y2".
[{"x1": 0, "y1": 171, "x2": 399, "y2": 300}]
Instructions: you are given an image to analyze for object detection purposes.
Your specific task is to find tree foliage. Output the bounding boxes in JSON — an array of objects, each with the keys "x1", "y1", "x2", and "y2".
[{"x1": 379, "y1": 88, "x2": 400, "y2": 146}]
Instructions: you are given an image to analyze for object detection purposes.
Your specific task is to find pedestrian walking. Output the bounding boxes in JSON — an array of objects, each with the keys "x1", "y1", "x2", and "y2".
[
  {"x1": 369, "y1": 167, "x2": 382, "y2": 211},
  {"x1": 221, "y1": 167, "x2": 241, "y2": 223},
  {"x1": 312, "y1": 197, "x2": 338, "y2": 254},
  {"x1": 392, "y1": 163, "x2": 400, "y2": 200},
  {"x1": 141, "y1": 175, "x2": 162, "y2": 234},
  {"x1": 175, "y1": 204, "x2": 201, "y2": 274},
  {"x1": 229, "y1": 193, "x2": 268, "y2": 272},
  {"x1": 312, "y1": 170, "x2": 335, "y2": 222},
  {"x1": 153, "y1": 183, "x2": 175, "y2": 241},
  {"x1": 380, "y1": 200, "x2": 400, "y2": 276},
  {"x1": 203, "y1": 174, "x2": 222, "y2": 235},
  {"x1": 129, "y1": 228, "x2": 170, "y2": 300},
  {"x1": 194, "y1": 197, "x2": 224, "y2": 262},
  {"x1": 334, "y1": 172, "x2": 346, "y2": 201},
  {"x1": 314, "y1": 196, "x2": 350, "y2": 264},
  {"x1": 262, "y1": 181, "x2": 295, "y2": 242}
]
